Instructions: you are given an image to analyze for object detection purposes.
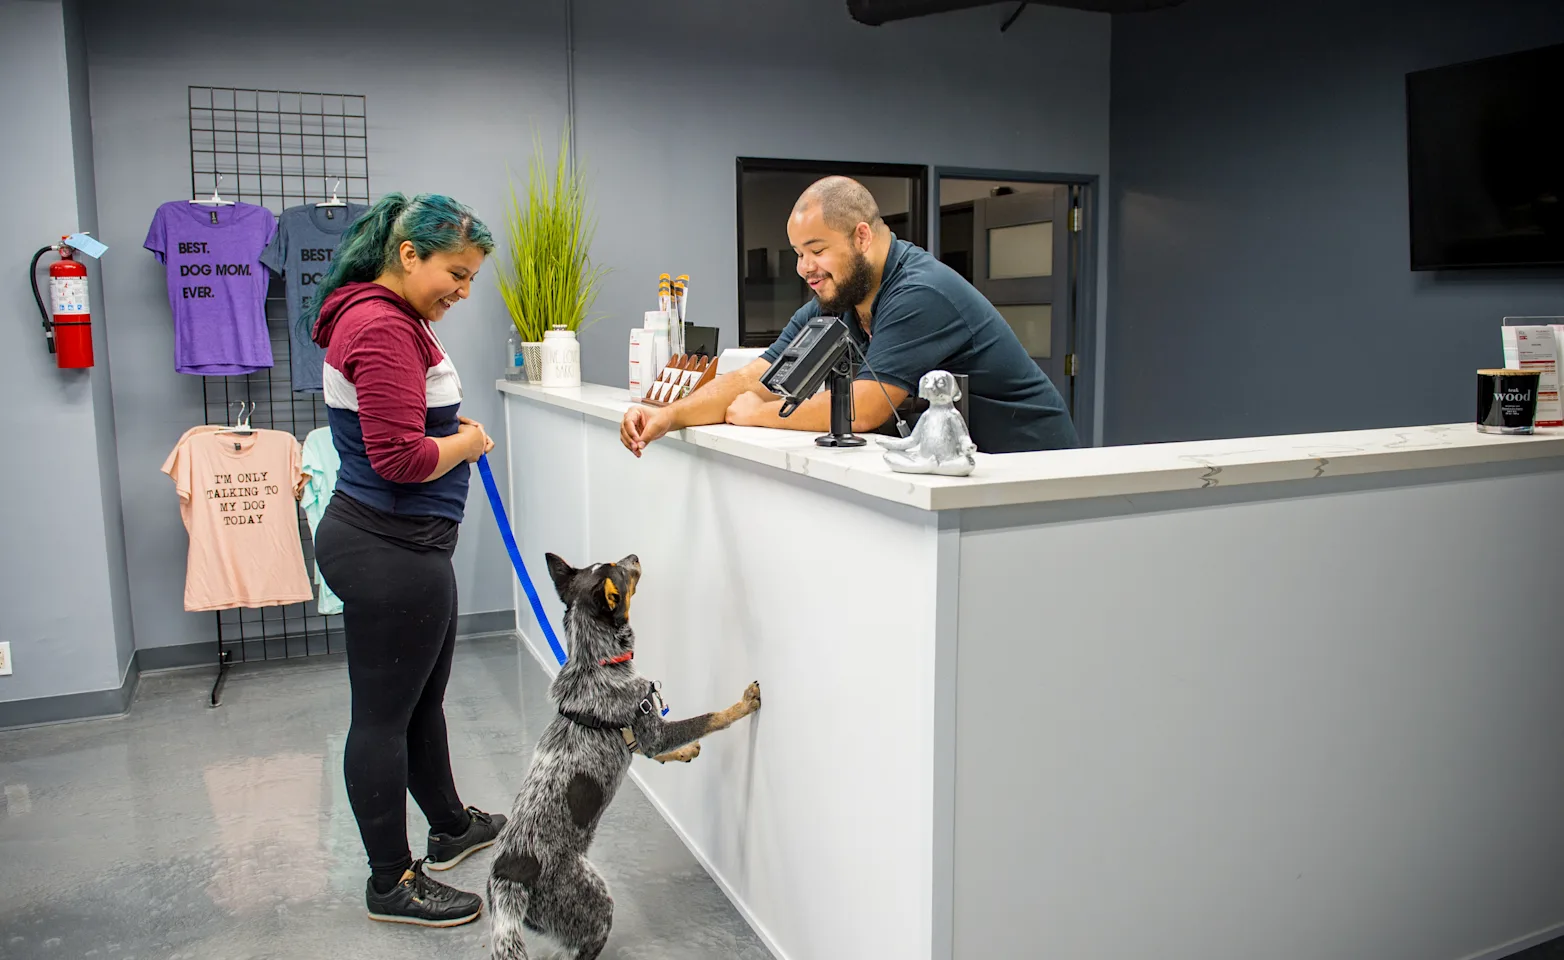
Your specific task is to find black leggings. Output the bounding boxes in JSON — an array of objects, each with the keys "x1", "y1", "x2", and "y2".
[{"x1": 315, "y1": 511, "x2": 468, "y2": 877}]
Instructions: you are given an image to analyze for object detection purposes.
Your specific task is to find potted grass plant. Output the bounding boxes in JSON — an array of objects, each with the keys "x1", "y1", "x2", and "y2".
[{"x1": 496, "y1": 127, "x2": 608, "y2": 385}]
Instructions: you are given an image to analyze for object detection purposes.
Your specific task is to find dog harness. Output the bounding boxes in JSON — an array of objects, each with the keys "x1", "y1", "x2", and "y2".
[{"x1": 558, "y1": 681, "x2": 668, "y2": 754}]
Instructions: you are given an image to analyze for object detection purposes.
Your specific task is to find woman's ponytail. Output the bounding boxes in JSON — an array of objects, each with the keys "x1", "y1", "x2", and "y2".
[{"x1": 297, "y1": 191, "x2": 493, "y2": 341}]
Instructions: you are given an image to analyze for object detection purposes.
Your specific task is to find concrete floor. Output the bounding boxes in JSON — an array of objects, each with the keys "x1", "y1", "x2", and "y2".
[
  {"x1": 0, "y1": 635, "x2": 772, "y2": 960},
  {"x1": 8, "y1": 637, "x2": 1564, "y2": 960}
]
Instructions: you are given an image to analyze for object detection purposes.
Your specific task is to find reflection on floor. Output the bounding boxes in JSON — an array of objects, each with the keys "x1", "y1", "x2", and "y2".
[{"x1": 0, "y1": 635, "x2": 772, "y2": 960}]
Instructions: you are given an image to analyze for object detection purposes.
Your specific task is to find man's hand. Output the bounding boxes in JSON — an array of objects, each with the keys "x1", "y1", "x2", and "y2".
[
  {"x1": 725, "y1": 390, "x2": 770, "y2": 426},
  {"x1": 621, "y1": 406, "x2": 673, "y2": 458}
]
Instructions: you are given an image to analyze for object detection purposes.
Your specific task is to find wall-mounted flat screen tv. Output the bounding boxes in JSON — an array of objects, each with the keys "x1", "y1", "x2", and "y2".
[{"x1": 1406, "y1": 41, "x2": 1564, "y2": 270}]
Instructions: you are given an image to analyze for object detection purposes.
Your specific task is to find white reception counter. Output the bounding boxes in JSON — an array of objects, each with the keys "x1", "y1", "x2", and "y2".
[{"x1": 498, "y1": 380, "x2": 1564, "y2": 960}]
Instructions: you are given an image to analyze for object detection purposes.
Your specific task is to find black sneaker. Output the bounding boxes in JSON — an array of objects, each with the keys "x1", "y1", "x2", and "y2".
[
  {"x1": 365, "y1": 859, "x2": 482, "y2": 927},
  {"x1": 426, "y1": 806, "x2": 507, "y2": 871}
]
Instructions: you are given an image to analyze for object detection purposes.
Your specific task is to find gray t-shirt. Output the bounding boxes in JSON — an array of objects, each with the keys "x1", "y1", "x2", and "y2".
[
  {"x1": 761, "y1": 237, "x2": 1078, "y2": 453},
  {"x1": 261, "y1": 202, "x2": 367, "y2": 392}
]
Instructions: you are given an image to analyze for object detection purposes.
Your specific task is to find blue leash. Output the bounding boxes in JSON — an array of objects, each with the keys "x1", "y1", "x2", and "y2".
[
  {"x1": 477, "y1": 453, "x2": 670, "y2": 717},
  {"x1": 476, "y1": 453, "x2": 568, "y2": 667}
]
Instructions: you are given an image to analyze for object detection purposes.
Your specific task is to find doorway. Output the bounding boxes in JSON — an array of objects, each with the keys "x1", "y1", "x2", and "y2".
[{"x1": 934, "y1": 172, "x2": 1096, "y2": 442}]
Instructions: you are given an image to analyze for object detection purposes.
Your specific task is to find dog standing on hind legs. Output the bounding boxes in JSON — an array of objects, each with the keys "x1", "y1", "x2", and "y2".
[{"x1": 488, "y1": 552, "x2": 762, "y2": 960}]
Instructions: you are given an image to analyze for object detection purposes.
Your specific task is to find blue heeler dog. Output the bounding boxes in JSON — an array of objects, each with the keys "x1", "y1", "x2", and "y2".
[{"x1": 487, "y1": 552, "x2": 762, "y2": 960}]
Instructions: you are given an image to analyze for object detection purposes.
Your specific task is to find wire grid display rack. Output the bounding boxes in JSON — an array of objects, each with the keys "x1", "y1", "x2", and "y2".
[{"x1": 187, "y1": 86, "x2": 370, "y2": 705}]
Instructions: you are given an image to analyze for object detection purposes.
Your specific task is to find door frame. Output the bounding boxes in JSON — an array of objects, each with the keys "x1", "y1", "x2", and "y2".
[{"x1": 932, "y1": 166, "x2": 1101, "y2": 447}]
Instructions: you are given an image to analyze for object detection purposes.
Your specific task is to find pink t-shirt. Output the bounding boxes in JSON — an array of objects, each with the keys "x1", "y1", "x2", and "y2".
[{"x1": 162, "y1": 427, "x2": 313, "y2": 612}]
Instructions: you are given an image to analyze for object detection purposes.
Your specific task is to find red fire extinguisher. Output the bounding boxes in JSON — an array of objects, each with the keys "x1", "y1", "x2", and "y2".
[{"x1": 30, "y1": 237, "x2": 94, "y2": 369}]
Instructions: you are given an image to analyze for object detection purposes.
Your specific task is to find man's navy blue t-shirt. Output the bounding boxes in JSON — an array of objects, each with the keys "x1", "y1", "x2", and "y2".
[{"x1": 760, "y1": 236, "x2": 1079, "y2": 453}]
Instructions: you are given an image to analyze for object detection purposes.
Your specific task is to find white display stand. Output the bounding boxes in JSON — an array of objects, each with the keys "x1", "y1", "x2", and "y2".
[{"x1": 499, "y1": 380, "x2": 1564, "y2": 960}]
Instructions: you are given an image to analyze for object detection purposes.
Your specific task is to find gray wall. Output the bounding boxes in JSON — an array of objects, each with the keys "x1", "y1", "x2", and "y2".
[
  {"x1": 82, "y1": 0, "x2": 1110, "y2": 660},
  {"x1": 1107, "y1": 0, "x2": 1564, "y2": 445},
  {"x1": 82, "y1": 0, "x2": 569, "y2": 655},
  {"x1": 570, "y1": 0, "x2": 1112, "y2": 443},
  {"x1": 0, "y1": 0, "x2": 129, "y2": 702},
  {"x1": 5, "y1": 0, "x2": 1111, "y2": 703},
  {"x1": 64, "y1": 0, "x2": 136, "y2": 680}
]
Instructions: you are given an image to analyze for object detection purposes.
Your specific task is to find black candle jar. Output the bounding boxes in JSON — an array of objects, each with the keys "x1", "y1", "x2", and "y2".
[{"x1": 1476, "y1": 368, "x2": 1541, "y2": 434}]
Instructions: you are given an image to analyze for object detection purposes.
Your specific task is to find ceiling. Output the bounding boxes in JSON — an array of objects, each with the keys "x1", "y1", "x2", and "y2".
[{"x1": 845, "y1": 0, "x2": 1187, "y2": 26}]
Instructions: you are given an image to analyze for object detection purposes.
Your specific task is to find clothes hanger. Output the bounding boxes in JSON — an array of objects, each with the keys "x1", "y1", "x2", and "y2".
[
  {"x1": 190, "y1": 172, "x2": 236, "y2": 206},
  {"x1": 315, "y1": 179, "x2": 346, "y2": 207},
  {"x1": 215, "y1": 402, "x2": 256, "y2": 450},
  {"x1": 215, "y1": 401, "x2": 255, "y2": 435}
]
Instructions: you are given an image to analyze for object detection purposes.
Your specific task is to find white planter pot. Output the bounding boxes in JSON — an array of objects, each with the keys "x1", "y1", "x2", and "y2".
[
  {"x1": 540, "y1": 327, "x2": 581, "y2": 387},
  {"x1": 521, "y1": 342, "x2": 545, "y2": 384}
]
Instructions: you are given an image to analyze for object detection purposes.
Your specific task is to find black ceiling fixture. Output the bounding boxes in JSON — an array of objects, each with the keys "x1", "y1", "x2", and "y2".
[{"x1": 845, "y1": 0, "x2": 1187, "y2": 27}]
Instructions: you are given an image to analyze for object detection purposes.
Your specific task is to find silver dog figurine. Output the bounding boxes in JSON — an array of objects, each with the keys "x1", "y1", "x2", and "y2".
[{"x1": 879, "y1": 369, "x2": 978, "y2": 476}]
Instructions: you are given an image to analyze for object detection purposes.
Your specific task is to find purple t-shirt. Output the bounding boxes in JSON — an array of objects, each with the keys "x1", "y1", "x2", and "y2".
[{"x1": 144, "y1": 201, "x2": 278, "y2": 375}]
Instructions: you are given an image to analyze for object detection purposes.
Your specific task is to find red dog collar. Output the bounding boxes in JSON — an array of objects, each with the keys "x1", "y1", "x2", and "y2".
[{"x1": 598, "y1": 651, "x2": 634, "y2": 666}]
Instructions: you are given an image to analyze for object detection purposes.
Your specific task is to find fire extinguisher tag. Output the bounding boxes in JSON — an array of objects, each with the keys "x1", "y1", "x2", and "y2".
[{"x1": 50, "y1": 277, "x2": 89, "y2": 316}]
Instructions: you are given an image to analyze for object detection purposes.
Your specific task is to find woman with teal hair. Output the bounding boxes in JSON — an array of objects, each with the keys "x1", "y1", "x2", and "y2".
[{"x1": 309, "y1": 192, "x2": 504, "y2": 927}]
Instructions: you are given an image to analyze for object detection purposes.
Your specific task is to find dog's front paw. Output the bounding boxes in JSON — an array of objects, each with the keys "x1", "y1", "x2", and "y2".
[
  {"x1": 742, "y1": 681, "x2": 762, "y2": 713},
  {"x1": 656, "y1": 742, "x2": 701, "y2": 763}
]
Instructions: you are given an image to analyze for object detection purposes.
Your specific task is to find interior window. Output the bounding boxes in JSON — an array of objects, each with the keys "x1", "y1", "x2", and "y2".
[{"x1": 735, "y1": 158, "x2": 928, "y2": 347}]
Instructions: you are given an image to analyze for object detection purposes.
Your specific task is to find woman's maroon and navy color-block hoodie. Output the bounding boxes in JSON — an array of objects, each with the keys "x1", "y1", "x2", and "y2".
[{"x1": 312, "y1": 282, "x2": 468, "y2": 522}]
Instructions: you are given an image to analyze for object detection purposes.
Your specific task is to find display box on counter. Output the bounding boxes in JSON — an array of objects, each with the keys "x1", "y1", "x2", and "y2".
[{"x1": 638, "y1": 354, "x2": 716, "y2": 406}]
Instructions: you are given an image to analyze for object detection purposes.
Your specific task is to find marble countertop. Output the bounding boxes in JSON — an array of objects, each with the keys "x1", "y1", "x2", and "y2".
[{"x1": 497, "y1": 380, "x2": 1564, "y2": 511}]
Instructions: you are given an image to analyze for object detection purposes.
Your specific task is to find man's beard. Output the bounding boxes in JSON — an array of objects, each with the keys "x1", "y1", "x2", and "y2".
[{"x1": 816, "y1": 249, "x2": 873, "y2": 317}]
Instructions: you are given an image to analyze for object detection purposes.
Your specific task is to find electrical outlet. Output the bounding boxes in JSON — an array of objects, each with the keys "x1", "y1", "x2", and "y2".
[{"x1": 0, "y1": 642, "x2": 11, "y2": 676}]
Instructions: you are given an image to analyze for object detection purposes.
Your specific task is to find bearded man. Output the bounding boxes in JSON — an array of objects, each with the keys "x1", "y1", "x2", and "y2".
[{"x1": 620, "y1": 176, "x2": 1078, "y2": 456}]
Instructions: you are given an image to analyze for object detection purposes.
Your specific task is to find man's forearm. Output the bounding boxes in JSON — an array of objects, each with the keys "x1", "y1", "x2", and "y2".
[
  {"x1": 665, "y1": 369, "x2": 763, "y2": 429},
  {"x1": 737, "y1": 380, "x2": 900, "y2": 432},
  {"x1": 741, "y1": 396, "x2": 828, "y2": 431}
]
